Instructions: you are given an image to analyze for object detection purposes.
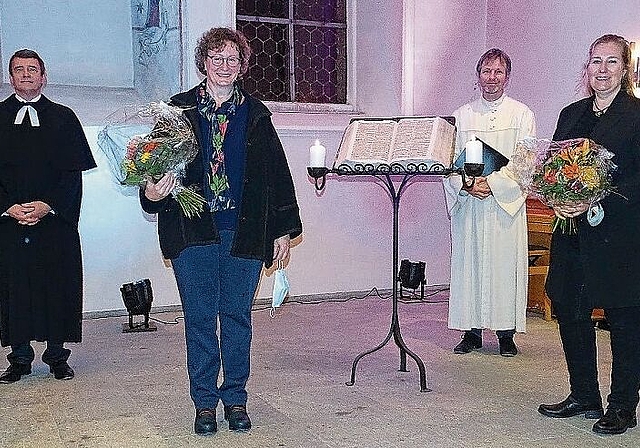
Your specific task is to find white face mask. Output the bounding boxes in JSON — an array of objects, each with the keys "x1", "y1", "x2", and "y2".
[{"x1": 270, "y1": 261, "x2": 290, "y2": 317}]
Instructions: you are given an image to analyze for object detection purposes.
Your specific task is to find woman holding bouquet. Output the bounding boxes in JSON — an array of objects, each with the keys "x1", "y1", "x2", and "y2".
[
  {"x1": 538, "y1": 34, "x2": 640, "y2": 435},
  {"x1": 140, "y1": 27, "x2": 302, "y2": 435}
]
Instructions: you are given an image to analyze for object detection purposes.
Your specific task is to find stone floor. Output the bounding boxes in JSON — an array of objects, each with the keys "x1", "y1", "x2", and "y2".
[{"x1": 0, "y1": 291, "x2": 638, "y2": 448}]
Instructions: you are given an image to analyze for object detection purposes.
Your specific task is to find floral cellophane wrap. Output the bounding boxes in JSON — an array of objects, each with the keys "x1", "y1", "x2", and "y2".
[
  {"x1": 97, "y1": 102, "x2": 207, "y2": 218},
  {"x1": 510, "y1": 137, "x2": 617, "y2": 233}
]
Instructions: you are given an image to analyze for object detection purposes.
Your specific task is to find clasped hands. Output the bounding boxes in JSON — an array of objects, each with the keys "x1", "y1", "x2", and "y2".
[
  {"x1": 7, "y1": 201, "x2": 52, "y2": 225},
  {"x1": 552, "y1": 202, "x2": 590, "y2": 219},
  {"x1": 463, "y1": 176, "x2": 492, "y2": 199}
]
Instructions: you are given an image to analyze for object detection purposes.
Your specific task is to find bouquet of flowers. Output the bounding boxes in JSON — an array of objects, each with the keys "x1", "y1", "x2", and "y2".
[
  {"x1": 511, "y1": 137, "x2": 617, "y2": 233},
  {"x1": 97, "y1": 102, "x2": 207, "y2": 218}
]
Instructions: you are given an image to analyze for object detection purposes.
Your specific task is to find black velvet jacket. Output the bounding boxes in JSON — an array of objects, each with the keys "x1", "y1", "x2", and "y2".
[
  {"x1": 545, "y1": 91, "x2": 640, "y2": 308},
  {"x1": 140, "y1": 86, "x2": 302, "y2": 267}
]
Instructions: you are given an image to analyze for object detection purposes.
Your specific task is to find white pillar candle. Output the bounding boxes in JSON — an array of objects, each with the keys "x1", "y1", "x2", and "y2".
[
  {"x1": 309, "y1": 139, "x2": 327, "y2": 167},
  {"x1": 465, "y1": 138, "x2": 483, "y2": 164}
]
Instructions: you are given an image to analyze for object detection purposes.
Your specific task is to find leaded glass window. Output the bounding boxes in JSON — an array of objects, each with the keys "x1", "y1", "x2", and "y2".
[{"x1": 237, "y1": 0, "x2": 347, "y2": 104}]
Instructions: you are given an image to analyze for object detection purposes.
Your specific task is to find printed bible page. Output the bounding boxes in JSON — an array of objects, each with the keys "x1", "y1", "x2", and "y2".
[
  {"x1": 334, "y1": 120, "x2": 396, "y2": 167},
  {"x1": 390, "y1": 117, "x2": 455, "y2": 166}
]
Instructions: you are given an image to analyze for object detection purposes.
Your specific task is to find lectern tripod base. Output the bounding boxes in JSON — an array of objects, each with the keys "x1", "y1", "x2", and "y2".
[
  {"x1": 342, "y1": 170, "x2": 432, "y2": 392},
  {"x1": 345, "y1": 317, "x2": 431, "y2": 392}
]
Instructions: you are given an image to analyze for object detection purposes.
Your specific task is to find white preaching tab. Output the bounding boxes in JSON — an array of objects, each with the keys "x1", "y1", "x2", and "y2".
[
  {"x1": 465, "y1": 137, "x2": 482, "y2": 164},
  {"x1": 14, "y1": 105, "x2": 40, "y2": 127}
]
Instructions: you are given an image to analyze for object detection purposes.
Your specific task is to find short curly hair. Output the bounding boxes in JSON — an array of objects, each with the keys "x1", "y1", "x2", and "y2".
[{"x1": 194, "y1": 27, "x2": 251, "y2": 76}]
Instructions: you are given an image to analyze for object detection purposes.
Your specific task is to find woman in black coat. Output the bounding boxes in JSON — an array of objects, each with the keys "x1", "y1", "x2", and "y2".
[
  {"x1": 141, "y1": 28, "x2": 302, "y2": 436},
  {"x1": 538, "y1": 34, "x2": 640, "y2": 435}
]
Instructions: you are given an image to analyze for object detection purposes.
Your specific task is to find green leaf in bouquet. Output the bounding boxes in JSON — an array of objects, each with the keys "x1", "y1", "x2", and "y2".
[
  {"x1": 552, "y1": 216, "x2": 577, "y2": 234},
  {"x1": 209, "y1": 175, "x2": 230, "y2": 195},
  {"x1": 173, "y1": 185, "x2": 207, "y2": 219}
]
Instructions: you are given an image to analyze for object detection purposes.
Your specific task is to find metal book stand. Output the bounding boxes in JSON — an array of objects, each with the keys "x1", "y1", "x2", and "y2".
[{"x1": 308, "y1": 162, "x2": 477, "y2": 392}]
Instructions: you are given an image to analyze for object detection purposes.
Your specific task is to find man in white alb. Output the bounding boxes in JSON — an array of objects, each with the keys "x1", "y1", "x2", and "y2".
[{"x1": 443, "y1": 48, "x2": 536, "y2": 357}]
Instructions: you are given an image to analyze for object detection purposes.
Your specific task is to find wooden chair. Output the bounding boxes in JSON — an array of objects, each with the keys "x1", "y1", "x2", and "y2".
[
  {"x1": 526, "y1": 199, "x2": 554, "y2": 321},
  {"x1": 525, "y1": 198, "x2": 606, "y2": 323}
]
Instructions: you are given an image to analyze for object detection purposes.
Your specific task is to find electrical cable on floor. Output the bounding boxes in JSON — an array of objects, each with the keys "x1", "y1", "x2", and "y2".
[
  {"x1": 143, "y1": 285, "x2": 450, "y2": 321},
  {"x1": 250, "y1": 286, "x2": 386, "y2": 312},
  {"x1": 148, "y1": 315, "x2": 184, "y2": 325},
  {"x1": 398, "y1": 286, "x2": 450, "y2": 304},
  {"x1": 251, "y1": 286, "x2": 450, "y2": 312}
]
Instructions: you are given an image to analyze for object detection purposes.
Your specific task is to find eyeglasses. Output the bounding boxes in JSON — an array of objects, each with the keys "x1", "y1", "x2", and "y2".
[{"x1": 206, "y1": 55, "x2": 241, "y2": 68}]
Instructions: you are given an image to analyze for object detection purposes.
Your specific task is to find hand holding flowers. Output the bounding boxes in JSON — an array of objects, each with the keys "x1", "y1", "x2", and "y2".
[
  {"x1": 511, "y1": 137, "x2": 617, "y2": 233},
  {"x1": 143, "y1": 172, "x2": 178, "y2": 202},
  {"x1": 98, "y1": 102, "x2": 207, "y2": 218}
]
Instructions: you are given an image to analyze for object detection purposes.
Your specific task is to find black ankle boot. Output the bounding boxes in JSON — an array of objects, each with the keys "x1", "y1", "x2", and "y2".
[
  {"x1": 0, "y1": 363, "x2": 32, "y2": 384},
  {"x1": 453, "y1": 331, "x2": 482, "y2": 354},
  {"x1": 224, "y1": 404, "x2": 251, "y2": 431},
  {"x1": 194, "y1": 408, "x2": 217, "y2": 435}
]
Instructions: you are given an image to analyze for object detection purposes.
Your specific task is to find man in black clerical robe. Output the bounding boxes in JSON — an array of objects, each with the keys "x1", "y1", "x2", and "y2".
[{"x1": 0, "y1": 49, "x2": 96, "y2": 383}]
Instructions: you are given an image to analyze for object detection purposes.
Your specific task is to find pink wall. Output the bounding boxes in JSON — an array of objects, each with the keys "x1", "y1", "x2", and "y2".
[
  {"x1": 411, "y1": 0, "x2": 489, "y2": 116},
  {"x1": 355, "y1": 0, "x2": 405, "y2": 115},
  {"x1": 486, "y1": 0, "x2": 640, "y2": 137}
]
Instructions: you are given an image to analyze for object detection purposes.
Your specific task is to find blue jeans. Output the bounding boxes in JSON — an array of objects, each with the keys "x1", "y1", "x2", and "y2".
[{"x1": 172, "y1": 230, "x2": 262, "y2": 409}]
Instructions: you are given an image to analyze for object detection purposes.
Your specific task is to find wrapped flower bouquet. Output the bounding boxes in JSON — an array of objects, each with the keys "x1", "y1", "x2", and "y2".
[
  {"x1": 98, "y1": 102, "x2": 206, "y2": 218},
  {"x1": 511, "y1": 137, "x2": 617, "y2": 233}
]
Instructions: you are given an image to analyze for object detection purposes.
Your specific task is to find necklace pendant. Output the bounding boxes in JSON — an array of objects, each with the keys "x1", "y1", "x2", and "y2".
[{"x1": 593, "y1": 99, "x2": 608, "y2": 117}]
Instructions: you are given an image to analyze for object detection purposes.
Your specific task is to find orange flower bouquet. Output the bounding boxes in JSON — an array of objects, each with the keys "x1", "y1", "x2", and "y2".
[
  {"x1": 98, "y1": 102, "x2": 206, "y2": 218},
  {"x1": 512, "y1": 138, "x2": 617, "y2": 233}
]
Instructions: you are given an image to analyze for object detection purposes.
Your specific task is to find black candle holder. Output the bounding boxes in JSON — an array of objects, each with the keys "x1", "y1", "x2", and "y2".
[
  {"x1": 462, "y1": 162, "x2": 485, "y2": 188},
  {"x1": 463, "y1": 162, "x2": 484, "y2": 177},
  {"x1": 307, "y1": 166, "x2": 330, "y2": 190}
]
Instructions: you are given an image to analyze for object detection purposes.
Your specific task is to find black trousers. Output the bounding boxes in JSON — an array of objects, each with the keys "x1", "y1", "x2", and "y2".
[
  {"x1": 554, "y1": 296, "x2": 640, "y2": 412},
  {"x1": 7, "y1": 342, "x2": 70, "y2": 366}
]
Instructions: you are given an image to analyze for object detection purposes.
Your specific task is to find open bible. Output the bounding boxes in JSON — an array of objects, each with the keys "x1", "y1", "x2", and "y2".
[{"x1": 333, "y1": 116, "x2": 456, "y2": 169}]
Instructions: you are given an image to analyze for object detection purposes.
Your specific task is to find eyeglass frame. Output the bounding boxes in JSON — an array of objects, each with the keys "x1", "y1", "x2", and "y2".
[{"x1": 206, "y1": 54, "x2": 242, "y2": 68}]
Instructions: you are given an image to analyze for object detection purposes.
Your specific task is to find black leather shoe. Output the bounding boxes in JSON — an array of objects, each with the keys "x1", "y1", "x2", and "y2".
[
  {"x1": 49, "y1": 361, "x2": 74, "y2": 380},
  {"x1": 538, "y1": 395, "x2": 603, "y2": 419},
  {"x1": 224, "y1": 404, "x2": 251, "y2": 431},
  {"x1": 498, "y1": 337, "x2": 518, "y2": 357},
  {"x1": 453, "y1": 332, "x2": 482, "y2": 354},
  {"x1": 0, "y1": 363, "x2": 32, "y2": 384},
  {"x1": 593, "y1": 408, "x2": 637, "y2": 435},
  {"x1": 194, "y1": 408, "x2": 217, "y2": 435}
]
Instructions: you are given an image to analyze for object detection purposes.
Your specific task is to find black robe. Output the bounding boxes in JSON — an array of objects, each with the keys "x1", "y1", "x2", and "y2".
[{"x1": 0, "y1": 94, "x2": 96, "y2": 346}]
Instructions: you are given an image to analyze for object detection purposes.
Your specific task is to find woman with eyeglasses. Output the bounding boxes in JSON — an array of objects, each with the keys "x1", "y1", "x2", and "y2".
[{"x1": 140, "y1": 27, "x2": 302, "y2": 436}]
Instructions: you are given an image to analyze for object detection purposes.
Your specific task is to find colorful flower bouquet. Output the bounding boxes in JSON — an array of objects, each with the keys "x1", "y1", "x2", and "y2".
[
  {"x1": 98, "y1": 102, "x2": 207, "y2": 218},
  {"x1": 511, "y1": 137, "x2": 617, "y2": 233}
]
